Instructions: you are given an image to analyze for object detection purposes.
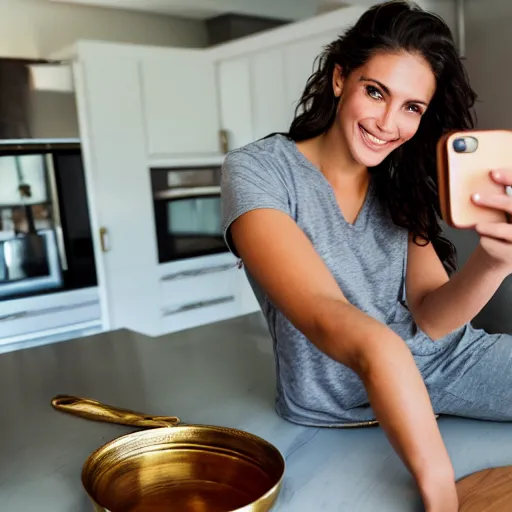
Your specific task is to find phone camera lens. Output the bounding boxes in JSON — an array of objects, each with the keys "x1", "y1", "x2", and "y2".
[{"x1": 453, "y1": 138, "x2": 467, "y2": 153}]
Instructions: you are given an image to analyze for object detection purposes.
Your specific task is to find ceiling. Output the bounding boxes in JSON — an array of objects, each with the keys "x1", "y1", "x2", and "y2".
[{"x1": 48, "y1": 0, "x2": 355, "y2": 21}]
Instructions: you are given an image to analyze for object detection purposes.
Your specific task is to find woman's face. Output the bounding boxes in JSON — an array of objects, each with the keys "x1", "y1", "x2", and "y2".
[{"x1": 332, "y1": 51, "x2": 436, "y2": 168}]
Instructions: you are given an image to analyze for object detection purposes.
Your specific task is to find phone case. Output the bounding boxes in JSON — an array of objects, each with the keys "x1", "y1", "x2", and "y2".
[{"x1": 436, "y1": 129, "x2": 512, "y2": 228}]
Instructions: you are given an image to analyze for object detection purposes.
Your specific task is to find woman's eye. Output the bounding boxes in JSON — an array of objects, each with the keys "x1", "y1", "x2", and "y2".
[
  {"x1": 407, "y1": 104, "x2": 423, "y2": 115},
  {"x1": 366, "y1": 85, "x2": 383, "y2": 100}
]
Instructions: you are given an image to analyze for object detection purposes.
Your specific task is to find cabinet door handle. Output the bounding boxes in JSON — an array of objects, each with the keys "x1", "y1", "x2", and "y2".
[
  {"x1": 219, "y1": 129, "x2": 229, "y2": 154},
  {"x1": 99, "y1": 227, "x2": 110, "y2": 252},
  {"x1": 161, "y1": 263, "x2": 236, "y2": 281},
  {"x1": 162, "y1": 295, "x2": 235, "y2": 317},
  {"x1": 0, "y1": 312, "x2": 27, "y2": 322}
]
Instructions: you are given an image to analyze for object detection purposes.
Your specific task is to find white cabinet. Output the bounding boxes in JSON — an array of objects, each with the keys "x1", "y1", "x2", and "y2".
[
  {"x1": 283, "y1": 31, "x2": 341, "y2": 126},
  {"x1": 141, "y1": 50, "x2": 222, "y2": 158},
  {"x1": 72, "y1": 43, "x2": 258, "y2": 338},
  {"x1": 0, "y1": 287, "x2": 101, "y2": 346},
  {"x1": 250, "y1": 48, "x2": 289, "y2": 141},
  {"x1": 159, "y1": 257, "x2": 238, "y2": 334},
  {"x1": 157, "y1": 253, "x2": 259, "y2": 334},
  {"x1": 73, "y1": 45, "x2": 161, "y2": 336},
  {"x1": 215, "y1": 29, "x2": 342, "y2": 151},
  {"x1": 217, "y1": 57, "x2": 254, "y2": 151},
  {"x1": 217, "y1": 49, "x2": 289, "y2": 152}
]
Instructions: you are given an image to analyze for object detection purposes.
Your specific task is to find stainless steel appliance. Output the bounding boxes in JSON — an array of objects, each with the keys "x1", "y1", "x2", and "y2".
[
  {"x1": 0, "y1": 140, "x2": 96, "y2": 300},
  {"x1": 150, "y1": 165, "x2": 227, "y2": 262}
]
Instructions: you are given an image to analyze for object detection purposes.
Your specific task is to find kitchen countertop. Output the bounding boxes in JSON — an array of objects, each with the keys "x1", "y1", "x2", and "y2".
[{"x1": 2, "y1": 312, "x2": 512, "y2": 511}]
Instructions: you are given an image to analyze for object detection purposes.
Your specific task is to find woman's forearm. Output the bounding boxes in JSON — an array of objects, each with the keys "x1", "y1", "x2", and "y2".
[
  {"x1": 361, "y1": 340, "x2": 457, "y2": 509},
  {"x1": 414, "y1": 244, "x2": 507, "y2": 340},
  {"x1": 314, "y1": 302, "x2": 457, "y2": 510}
]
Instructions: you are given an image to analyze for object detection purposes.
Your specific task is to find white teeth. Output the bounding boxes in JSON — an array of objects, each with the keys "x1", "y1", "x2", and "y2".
[{"x1": 363, "y1": 128, "x2": 388, "y2": 145}]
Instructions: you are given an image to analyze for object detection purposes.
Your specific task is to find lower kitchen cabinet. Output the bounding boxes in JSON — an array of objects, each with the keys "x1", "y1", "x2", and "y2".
[
  {"x1": 0, "y1": 287, "x2": 102, "y2": 349},
  {"x1": 157, "y1": 254, "x2": 260, "y2": 335}
]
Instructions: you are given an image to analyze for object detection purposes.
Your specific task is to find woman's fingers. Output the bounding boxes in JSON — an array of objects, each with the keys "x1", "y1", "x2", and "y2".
[
  {"x1": 490, "y1": 169, "x2": 512, "y2": 186},
  {"x1": 473, "y1": 191, "x2": 512, "y2": 215},
  {"x1": 475, "y1": 221, "x2": 512, "y2": 242}
]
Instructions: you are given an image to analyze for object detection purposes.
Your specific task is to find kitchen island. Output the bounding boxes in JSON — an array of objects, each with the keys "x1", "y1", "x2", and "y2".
[{"x1": 1, "y1": 312, "x2": 512, "y2": 511}]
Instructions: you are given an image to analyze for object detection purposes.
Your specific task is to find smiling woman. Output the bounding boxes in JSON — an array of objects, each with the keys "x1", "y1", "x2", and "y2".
[{"x1": 221, "y1": 1, "x2": 512, "y2": 512}]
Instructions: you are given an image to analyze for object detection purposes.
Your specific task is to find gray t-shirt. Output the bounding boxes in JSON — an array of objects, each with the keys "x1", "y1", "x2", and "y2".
[{"x1": 221, "y1": 133, "x2": 465, "y2": 426}]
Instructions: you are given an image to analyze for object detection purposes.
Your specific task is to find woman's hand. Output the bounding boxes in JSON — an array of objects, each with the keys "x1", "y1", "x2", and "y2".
[{"x1": 472, "y1": 169, "x2": 512, "y2": 275}]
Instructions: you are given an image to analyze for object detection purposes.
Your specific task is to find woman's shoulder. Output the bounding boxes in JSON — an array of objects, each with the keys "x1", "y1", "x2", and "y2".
[{"x1": 222, "y1": 133, "x2": 299, "y2": 180}]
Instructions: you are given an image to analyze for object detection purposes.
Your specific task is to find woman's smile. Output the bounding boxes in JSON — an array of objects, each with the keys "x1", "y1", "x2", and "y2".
[{"x1": 359, "y1": 124, "x2": 396, "y2": 149}]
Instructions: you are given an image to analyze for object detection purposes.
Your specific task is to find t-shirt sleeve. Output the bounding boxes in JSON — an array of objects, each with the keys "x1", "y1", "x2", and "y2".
[{"x1": 221, "y1": 149, "x2": 291, "y2": 256}]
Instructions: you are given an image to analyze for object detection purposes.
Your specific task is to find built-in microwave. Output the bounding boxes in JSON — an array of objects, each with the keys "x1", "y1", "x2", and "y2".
[{"x1": 150, "y1": 165, "x2": 228, "y2": 262}]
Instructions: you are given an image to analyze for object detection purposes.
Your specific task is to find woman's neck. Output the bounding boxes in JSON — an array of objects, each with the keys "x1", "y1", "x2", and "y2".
[{"x1": 295, "y1": 125, "x2": 369, "y2": 191}]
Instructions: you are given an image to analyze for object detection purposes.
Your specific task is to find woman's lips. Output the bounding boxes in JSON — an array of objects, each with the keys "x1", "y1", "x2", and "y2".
[{"x1": 359, "y1": 125, "x2": 397, "y2": 150}]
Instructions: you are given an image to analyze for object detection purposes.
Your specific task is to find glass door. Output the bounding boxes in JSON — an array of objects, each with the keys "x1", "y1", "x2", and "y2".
[
  {"x1": 151, "y1": 166, "x2": 228, "y2": 262},
  {"x1": 0, "y1": 152, "x2": 63, "y2": 299}
]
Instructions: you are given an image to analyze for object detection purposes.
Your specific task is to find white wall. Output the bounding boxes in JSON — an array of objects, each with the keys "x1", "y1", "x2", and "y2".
[{"x1": 0, "y1": 0, "x2": 208, "y2": 59}]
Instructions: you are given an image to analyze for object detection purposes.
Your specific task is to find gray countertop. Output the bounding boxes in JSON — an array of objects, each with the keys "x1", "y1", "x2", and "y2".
[{"x1": 2, "y1": 312, "x2": 512, "y2": 511}]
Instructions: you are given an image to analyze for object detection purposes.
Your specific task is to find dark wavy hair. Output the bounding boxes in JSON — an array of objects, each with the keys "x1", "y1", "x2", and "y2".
[{"x1": 288, "y1": 0, "x2": 477, "y2": 273}]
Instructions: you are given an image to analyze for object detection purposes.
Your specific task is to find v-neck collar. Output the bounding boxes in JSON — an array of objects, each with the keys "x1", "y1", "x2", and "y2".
[{"x1": 280, "y1": 134, "x2": 376, "y2": 231}]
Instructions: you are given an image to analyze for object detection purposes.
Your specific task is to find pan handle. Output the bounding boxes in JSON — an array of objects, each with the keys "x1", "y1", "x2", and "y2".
[{"x1": 51, "y1": 395, "x2": 181, "y2": 428}]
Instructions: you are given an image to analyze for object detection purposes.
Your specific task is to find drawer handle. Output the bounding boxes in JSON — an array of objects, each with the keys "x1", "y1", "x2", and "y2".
[
  {"x1": 161, "y1": 263, "x2": 236, "y2": 281},
  {"x1": 0, "y1": 312, "x2": 27, "y2": 322},
  {"x1": 162, "y1": 295, "x2": 235, "y2": 317},
  {"x1": 0, "y1": 300, "x2": 99, "y2": 322}
]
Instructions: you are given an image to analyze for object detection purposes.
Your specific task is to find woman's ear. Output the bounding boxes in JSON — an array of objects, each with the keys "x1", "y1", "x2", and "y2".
[{"x1": 332, "y1": 64, "x2": 344, "y2": 98}]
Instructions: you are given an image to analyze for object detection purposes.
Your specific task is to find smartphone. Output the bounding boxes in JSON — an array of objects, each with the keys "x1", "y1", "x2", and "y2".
[{"x1": 437, "y1": 129, "x2": 512, "y2": 229}]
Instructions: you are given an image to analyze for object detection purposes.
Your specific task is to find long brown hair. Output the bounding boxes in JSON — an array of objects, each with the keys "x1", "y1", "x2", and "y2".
[{"x1": 288, "y1": 1, "x2": 477, "y2": 273}]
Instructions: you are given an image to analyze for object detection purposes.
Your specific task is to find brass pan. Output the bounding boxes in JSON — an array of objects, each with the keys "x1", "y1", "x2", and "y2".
[{"x1": 51, "y1": 395, "x2": 285, "y2": 512}]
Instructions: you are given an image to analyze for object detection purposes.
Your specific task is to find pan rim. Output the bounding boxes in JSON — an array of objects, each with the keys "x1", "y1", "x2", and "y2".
[{"x1": 81, "y1": 424, "x2": 286, "y2": 512}]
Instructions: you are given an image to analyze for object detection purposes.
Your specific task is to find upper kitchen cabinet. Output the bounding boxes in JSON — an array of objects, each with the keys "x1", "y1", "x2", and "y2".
[
  {"x1": 282, "y1": 30, "x2": 342, "y2": 126},
  {"x1": 250, "y1": 48, "x2": 289, "y2": 141},
  {"x1": 214, "y1": 46, "x2": 303, "y2": 152},
  {"x1": 211, "y1": 6, "x2": 365, "y2": 152},
  {"x1": 216, "y1": 48, "x2": 290, "y2": 151},
  {"x1": 140, "y1": 50, "x2": 223, "y2": 159},
  {"x1": 217, "y1": 57, "x2": 254, "y2": 151}
]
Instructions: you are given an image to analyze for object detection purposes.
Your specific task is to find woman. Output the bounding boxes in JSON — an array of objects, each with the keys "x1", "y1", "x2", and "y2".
[{"x1": 221, "y1": 1, "x2": 512, "y2": 510}]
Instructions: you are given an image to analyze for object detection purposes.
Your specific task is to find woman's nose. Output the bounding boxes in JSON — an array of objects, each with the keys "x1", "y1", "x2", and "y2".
[{"x1": 376, "y1": 107, "x2": 397, "y2": 134}]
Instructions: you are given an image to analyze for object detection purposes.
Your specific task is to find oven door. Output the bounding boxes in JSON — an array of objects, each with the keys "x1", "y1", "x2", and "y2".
[{"x1": 154, "y1": 189, "x2": 227, "y2": 262}]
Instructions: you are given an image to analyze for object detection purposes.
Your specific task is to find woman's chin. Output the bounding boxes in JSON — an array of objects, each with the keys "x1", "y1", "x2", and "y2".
[
  {"x1": 353, "y1": 149, "x2": 390, "y2": 168},
  {"x1": 350, "y1": 137, "x2": 400, "y2": 167}
]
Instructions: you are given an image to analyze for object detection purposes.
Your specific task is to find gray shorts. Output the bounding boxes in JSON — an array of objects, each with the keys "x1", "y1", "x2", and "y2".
[{"x1": 418, "y1": 329, "x2": 512, "y2": 421}]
